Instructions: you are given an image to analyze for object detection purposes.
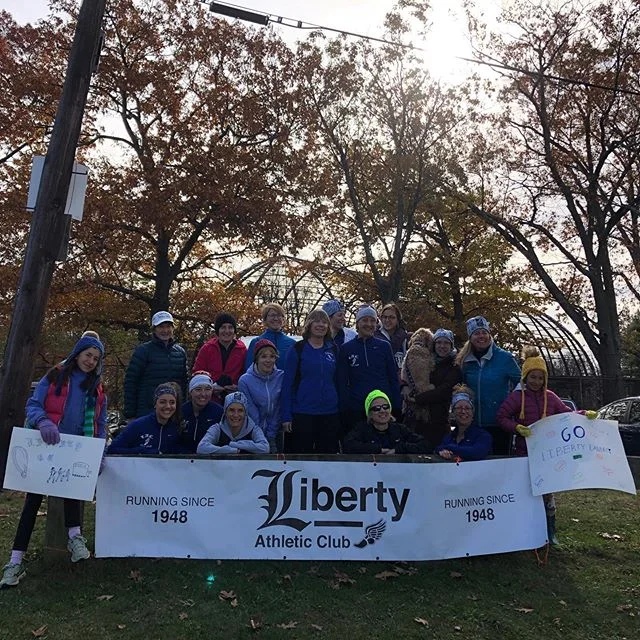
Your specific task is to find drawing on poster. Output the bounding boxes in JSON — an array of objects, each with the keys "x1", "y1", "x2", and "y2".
[{"x1": 12, "y1": 446, "x2": 28, "y2": 478}]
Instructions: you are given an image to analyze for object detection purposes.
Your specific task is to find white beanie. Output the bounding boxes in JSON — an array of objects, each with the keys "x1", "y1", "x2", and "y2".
[
  {"x1": 355, "y1": 306, "x2": 377, "y2": 322},
  {"x1": 189, "y1": 373, "x2": 214, "y2": 393}
]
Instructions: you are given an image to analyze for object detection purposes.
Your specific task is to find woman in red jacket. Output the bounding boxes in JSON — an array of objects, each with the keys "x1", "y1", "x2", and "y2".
[{"x1": 192, "y1": 313, "x2": 247, "y2": 404}]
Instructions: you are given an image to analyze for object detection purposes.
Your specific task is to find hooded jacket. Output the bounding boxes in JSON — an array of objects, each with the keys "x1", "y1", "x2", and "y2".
[
  {"x1": 196, "y1": 414, "x2": 269, "y2": 455},
  {"x1": 461, "y1": 344, "x2": 521, "y2": 429},
  {"x1": 238, "y1": 365, "x2": 284, "y2": 440},
  {"x1": 497, "y1": 388, "x2": 572, "y2": 456},
  {"x1": 244, "y1": 330, "x2": 296, "y2": 372},
  {"x1": 336, "y1": 336, "x2": 402, "y2": 414},
  {"x1": 178, "y1": 400, "x2": 224, "y2": 454},
  {"x1": 107, "y1": 412, "x2": 181, "y2": 455},
  {"x1": 123, "y1": 335, "x2": 188, "y2": 419}
]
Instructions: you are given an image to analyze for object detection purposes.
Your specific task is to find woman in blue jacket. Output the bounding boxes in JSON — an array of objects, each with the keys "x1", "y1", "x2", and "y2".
[
  {"x1": 435, "y1": 385, "x2": 492, "y2": 461},
  {"x1": 336, "y1": 306, "x2": 402, "y2": 429},
  {"x1": 456, "y1": 316, "x2": 521, "y2": 456},
  {"x1": 108, "y1": 383, "x2": 182, "y2": 454},
  {"x1": 281, "y1": 309, "x2": 340, "y2": 454},
  {"x1": 179, "y1": 372, "x2": 223, "y2": 454},
  {"x1": 238, "y1": 339, "x2": 284, "y2": 453}
]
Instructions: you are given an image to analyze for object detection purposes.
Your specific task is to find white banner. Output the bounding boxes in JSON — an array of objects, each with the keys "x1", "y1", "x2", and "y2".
[
  {"x1": 3, "y1": 427, "x2": 104, "y2": 501},
  {"x1": 527, "y1": 413, "x2": 636, "y2": 496},
  {"x1": 96, "y1": 457, "x2": 546, "y2": 561}
]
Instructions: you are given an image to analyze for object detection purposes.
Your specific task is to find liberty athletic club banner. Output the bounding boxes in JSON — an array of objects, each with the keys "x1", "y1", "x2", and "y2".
[
  {"x1": 526, "y1": 413, "x2": 636, "y2": 496},
  {"x1": 95, "y1": 457, "x2": 547, "y2": 561}
]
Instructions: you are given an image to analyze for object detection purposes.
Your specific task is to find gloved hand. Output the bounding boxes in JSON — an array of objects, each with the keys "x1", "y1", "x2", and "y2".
[
  {"x1": 99, "y1": 455, "x2": 106, "y2": 475},
  {"x1": 585, "y1": 410, "x2": 598, "y2": 420},
  {"x1": 515, "y1": 424, "x2": 532, "y2": 438},
  {"x1": 38, "y1": 419, "x2": 60, "y2": 445}
]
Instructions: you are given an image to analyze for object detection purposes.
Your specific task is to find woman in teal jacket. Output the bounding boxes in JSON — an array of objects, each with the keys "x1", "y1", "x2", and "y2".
[{"x1": 456, "y1": 316, "x2": 520, "y2": 456}]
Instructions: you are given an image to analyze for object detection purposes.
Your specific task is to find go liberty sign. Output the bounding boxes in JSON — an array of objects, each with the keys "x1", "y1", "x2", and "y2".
[{"x1": 95, "y1": 457, "x2": 547, "y2": 560}]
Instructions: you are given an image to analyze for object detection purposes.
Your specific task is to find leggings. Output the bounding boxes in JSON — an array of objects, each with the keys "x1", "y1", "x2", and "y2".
[{"x1": 12, "y1": 493, "x2": 83, "y2": 552}]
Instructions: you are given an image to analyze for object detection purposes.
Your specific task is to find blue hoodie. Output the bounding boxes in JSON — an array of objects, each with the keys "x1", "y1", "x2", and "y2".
[
  {"x1": 336, "y1": 336, "x2": 402, "y2": 413},
  {"x1": 244, "y1": 330, "x2": 297, "y2": 371},
  {"x1": 107, "y1": 412, "x2": 180, "y2": 454},
  {"x1": 238, "y1": 365, "x2": 284, "y2": 440},
  {"x1": 178, "y1": 401, "x2": 224, "y2": 454},
  {"x1": 281, "y1": 341, "x2": 339, "y2": 422},
  {"x1": 461, "y1": 343, "x2": 521, "y2": 429}
]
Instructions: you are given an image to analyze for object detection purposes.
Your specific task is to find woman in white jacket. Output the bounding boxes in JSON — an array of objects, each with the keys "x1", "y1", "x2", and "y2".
[{"x1": 197, "y1": 391, "x2": 269, "y2": 455}]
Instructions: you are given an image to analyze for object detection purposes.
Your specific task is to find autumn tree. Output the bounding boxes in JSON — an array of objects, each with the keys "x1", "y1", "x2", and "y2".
[
  {"x1": 44, "y1": 0, "x2": 327, "y2": 333},
  {"x1": 465, "y1": 0, "x2": 640, "y2": 401},
  {"x1": 298, "y1": 5, "x2": 469, "y2": 304}
]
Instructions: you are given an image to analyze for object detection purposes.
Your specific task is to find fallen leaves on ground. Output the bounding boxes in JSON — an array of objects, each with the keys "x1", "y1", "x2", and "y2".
[
  {"x1": 414, "y1": 617, "x2": 429, "y2": 626},
  {"x1": 180, "y1": 599, "x2": 195, "y2": 607},
  {"x1": 311, "y1": 624, "x2": 323, "y2": 631},
  {"x1": 450, "y1": 571, "x2": 463, "y2": 579},
  {"x1": 276, "y1": 621, "x2": 298, "y2": 629},
  {"x1": 453, "y1": 625, "x2": 462, "y2": 632},
  {"x1": 179, "y1": 612, "x2": 188, "y2": 620},
  {"x1": 129, "y1": 569, "x2": 143, "y2": 583},
  {"x1": 616, "y1": 604, "x2": 633, "y2": 613},
  {"x1": 358, "y1": 566, "x2": 367, "y2": 574},
  {"x1": 514, "y1": 607, "x2": 534, "y2": 614},
  {"x1": 248, "y1": 617, "x2": 263, "y2": 631},
  {"x1": 599, "y1": 532, "x2": 624, "y2": 541},
  {"x1": 393, "y1": 565, "x2": 417, "y2": 575},
  {"x1": 116, "y1": 625, "x2": 126, "y2": 630},
  {"x1": 97, "y1": 594, "x2": 114, "y2": 601},
  {"x1": 31, "y1": 626, "x2": 47, "y2": 638},
  {"x1": 467, "y1": 595, "x2": 479, "y2": 601},
  {"x1": 559, "y1": 600, "x2": 567, "y2": 606},
  {"x1": 219, "y1": 590, "x2": 239, "y2": 607},
  {"x1": 374, "y1": 570, "x2": 399, "y2": 580}
]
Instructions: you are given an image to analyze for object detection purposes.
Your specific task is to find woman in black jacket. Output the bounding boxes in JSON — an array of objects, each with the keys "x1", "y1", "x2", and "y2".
[
  {"x1": 403, "y1": 328, "x2": 461, "y2": 446},
  {"x1": 343, "y1": 390, "x2": 429, "y2": 454}
]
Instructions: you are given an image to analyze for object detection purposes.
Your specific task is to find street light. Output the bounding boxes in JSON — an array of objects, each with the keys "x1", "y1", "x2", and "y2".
[{"x1": 209, "y1": 2, "x2": 269, "y2": 26}]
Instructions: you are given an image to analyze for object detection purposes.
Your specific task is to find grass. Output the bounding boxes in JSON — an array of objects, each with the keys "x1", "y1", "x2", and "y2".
[{"x1": 0, "y1": 489, "x2": 638, "y2": 639}]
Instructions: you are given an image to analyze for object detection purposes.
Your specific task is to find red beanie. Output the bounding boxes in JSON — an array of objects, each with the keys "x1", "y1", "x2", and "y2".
[{"x1": 254, "y1": 338, "x2": 278, "y2": 359}]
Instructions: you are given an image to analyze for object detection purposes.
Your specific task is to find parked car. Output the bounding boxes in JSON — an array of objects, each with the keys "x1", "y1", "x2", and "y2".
[{"x1": 596, "y1": 397, "x2": 640, "y2": 456}]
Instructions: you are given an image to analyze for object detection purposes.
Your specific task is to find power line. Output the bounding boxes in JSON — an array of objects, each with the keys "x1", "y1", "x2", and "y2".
[{"x1": 204, "y1": 1, "x2": 640, "y2": 98}]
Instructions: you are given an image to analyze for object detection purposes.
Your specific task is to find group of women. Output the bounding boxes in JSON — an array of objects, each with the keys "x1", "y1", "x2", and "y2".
[{"x1": 1, "y1": 301, "x2": 590, "y2": 588}]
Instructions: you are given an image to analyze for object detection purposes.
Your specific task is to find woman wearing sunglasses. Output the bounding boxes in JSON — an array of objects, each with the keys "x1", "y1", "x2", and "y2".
[{"x1": 343, "y1": 390, "x2": 428, "y2": 454}]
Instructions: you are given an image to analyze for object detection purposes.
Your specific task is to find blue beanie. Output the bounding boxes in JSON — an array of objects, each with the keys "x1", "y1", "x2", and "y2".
[
  {"x1": 322, "y1": 299, "x2": 344, "y2": 318},
  {"x1": 466, "y1": 316, "x2": 490, "y2": 337},
  {"x1": 433, "y1": 328, "x2": 455, "y2": 345},
  {"x1": 66, "y1": 335, "x2": 104, "y2": 361}
]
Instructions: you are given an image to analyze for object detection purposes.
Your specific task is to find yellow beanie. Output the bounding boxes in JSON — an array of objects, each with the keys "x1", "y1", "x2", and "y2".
[{"x1": 520, "y1": 346, "x2": 548, "y2": 420}]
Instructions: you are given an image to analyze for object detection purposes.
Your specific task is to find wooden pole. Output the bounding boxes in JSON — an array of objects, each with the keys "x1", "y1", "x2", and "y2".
[{"x1": 0, "y1": 0, "x2": 107, "y2": 484}]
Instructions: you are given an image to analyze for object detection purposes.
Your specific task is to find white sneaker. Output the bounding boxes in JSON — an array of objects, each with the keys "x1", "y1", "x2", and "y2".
[
  {"x1": 67, "y1": 535, "x2": 91, "y2": 562},
  {"x1": 0, "y1": 562, "x2": 26, "y2": 588}
]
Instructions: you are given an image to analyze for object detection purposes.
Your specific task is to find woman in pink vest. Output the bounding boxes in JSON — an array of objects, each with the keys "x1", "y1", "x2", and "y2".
[{"x1": 0, "y1": 334, "x2": 107, "y2": 589}]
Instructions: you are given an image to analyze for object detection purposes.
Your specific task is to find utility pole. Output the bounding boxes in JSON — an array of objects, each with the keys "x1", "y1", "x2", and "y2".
[{"x1": 0, "y1": 0, "x2": 106, "y2": 482}]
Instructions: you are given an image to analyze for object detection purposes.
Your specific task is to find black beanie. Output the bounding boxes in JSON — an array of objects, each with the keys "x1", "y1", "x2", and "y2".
[{"x1": 214, "y1": 312, "x2": 237, "y2": 335}]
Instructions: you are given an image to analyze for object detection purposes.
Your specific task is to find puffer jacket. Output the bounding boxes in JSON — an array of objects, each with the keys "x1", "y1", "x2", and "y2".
[{"x1": 123, "y1": 335, "x2": 188, "y2": 419}]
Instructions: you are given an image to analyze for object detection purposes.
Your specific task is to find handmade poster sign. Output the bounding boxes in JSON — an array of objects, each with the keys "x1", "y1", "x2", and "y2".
[
  {"x1": 526, "y1": 413, "x2": 636, "y2": 496},
  {"x1": 3, "y1": 427, "x2": 104, "y2": 501}
]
